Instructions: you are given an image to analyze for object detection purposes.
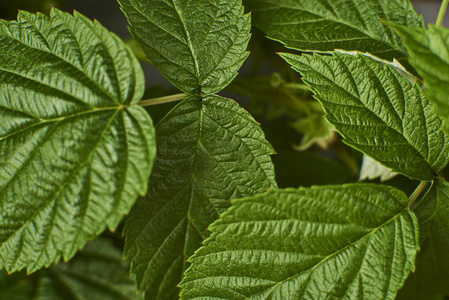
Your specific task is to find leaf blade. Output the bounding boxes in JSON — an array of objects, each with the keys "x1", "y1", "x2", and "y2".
[
  {"x1": 124, "y1": 94, "x2": 277, "y2": 299},
  {"x1": 0, "y1": 238, "x2": 142, "y2": 300},
  {"x1": 282, "y1": 52, "x2": 449, "y2": 180},
  {"x1": 118, "y1": 0, "x2": 251, "y2": 94},
  {"x1": 397, "y1": 179, "x2": 449, "y2": 300},
  {"x1": 391, "y1": 24, "x2": 449, "y2": 131},
  {"x1": 180, "y1": 184, "x2": 419, "y2": 300},
  {"x1": 246, "y1": 0, "x2": 424, "y2": 74},
  {"x1": 0, "y1": 9, "x2": 156, "y2": 273}
]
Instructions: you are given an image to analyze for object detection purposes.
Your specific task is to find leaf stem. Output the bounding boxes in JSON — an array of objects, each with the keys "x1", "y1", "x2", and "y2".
[
  {"x1": 436, "y1": 0, "x2": 449, "y2": 26},
  {"x1": 138, "y1": 93, "x2": 188, "y2": 107},
  {"x1": 408, "y1": 181, "x2": 431, "y2": 209}
]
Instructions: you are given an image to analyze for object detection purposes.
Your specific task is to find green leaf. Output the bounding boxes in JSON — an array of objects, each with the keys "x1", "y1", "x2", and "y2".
[
  {"x1": 124, "y1": 95, "x2": 277, "y2": 299},
  {"x1": 0, "y1": 9, "x2": 156, "y2": 273},
  {"x1": 397, "y1": 179, "x2": 449, "y2": 300},
  {"x1": 118, "y1": 0, "x2": 251, "y2": 94},
  {"x1": 391, "y1": 24, "x2": 449, "y2": 131},
  {"x1": 245, "y1": 0, "x2": 425, "y2": 74},
  {"x1": 180, "y1": 184, "x2": 419, "y2": 299},
  {"x1": 0, "y1": 238, "x2": 142, "y2": 300},
  {"x1": 281, "y1": 52, "x2": 449, "y2": 181}
]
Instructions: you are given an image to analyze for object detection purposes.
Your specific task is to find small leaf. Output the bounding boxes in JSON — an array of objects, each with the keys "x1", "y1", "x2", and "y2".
[
  {"x1": 0, "y1": 238, "x2": 141, "y2": 300},
  {"x1": 245, "y1": 0, "x2": 425, "y2": 74},
  {"x1": 397, "y1": 179, "x2": 449, "y2": 300},
  {"x1": 0, "y1": 9, "x2": 156, "y2": 273},
  {"x1": 391, "y1": 24, "x2": 449, "y2": 131},
  {"x1": 359, "y1": 155, "x2": 397, "y2": 182},
  {"x1": 118, "y1": 0, "x2": 251, "y2": 94},
  {"x1": 124, "y1": 95, "x2": 277, "y2": 299},
  {"x1": 180, "y1": 184, "x2": 419, "y2": 300},
  {"x1": 282, "y1": 52, "x2": 449, "y2": 181}
]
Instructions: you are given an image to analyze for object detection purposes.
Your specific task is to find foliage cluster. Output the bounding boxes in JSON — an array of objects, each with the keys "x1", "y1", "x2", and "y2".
[{"x1": 1, "y1": 0, "x2": 449, "y2": 299}]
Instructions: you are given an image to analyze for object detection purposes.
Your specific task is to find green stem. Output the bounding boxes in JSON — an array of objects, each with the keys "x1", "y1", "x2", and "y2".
[
  {"x1": 138, "y1": 93, "x2": 188, "y2": 107},
  {"x1": 436, "y1": 0, "x2": 449, "y2": 26},
  {"x1": 408, "y1": 181, "x2": 431, "y2": 209}
]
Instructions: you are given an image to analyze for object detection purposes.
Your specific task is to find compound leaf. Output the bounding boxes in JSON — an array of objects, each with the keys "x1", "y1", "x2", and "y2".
[
  {"x1": 397, "y1": 179, "x2": 449, "y2": 300},
  {"x1": 118, "y1": 0, "x2": 251, "y2": 94},
  {"x1": 392, "y1": 24, "x2": 449, "y2": 131},
  {"x1": 245, "y1": 0, "x2": 425, "y2": 74},
  {"x1": 0, "y1": 9, "x2": 156, "y2": 273},
  {"x1": 282, "y1": 52, "x2": 449, "y2": 181},
  {"x1": 124, "y1": 95, "x2": 277, "y2": 299},
  {"x1": 181, "y1": 184, "x2": 419, "y2": 300},
  {"x1": 0, "y1": 238, "x2": 141, "y2": 300}
]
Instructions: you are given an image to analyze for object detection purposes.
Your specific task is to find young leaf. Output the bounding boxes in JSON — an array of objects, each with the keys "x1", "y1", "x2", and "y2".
[
  {"x1": 245, "y1": 0, "x2": 425, "y2": 74},
  {"x1": 282, "y1": 52, "x2": 449, "y2": 181},
  {"x1": 180, "y1": 184, "x2": 419, "y2": 299},
  {"x1": 391, "y1": 24, "x2": 449, "y2": 131},
  {"x1": 124, "y1": 95, "x2": 277, "y2": 299},
  {"x1": 397, "y1": 179, "x2": 449, "y2": 300},
  {"x1": 118, "y1": 0, "x2": 251, "y2": 94},
  {"x1": 0, "y1": 238, "x2": 141, "y2": 300},
  {"x1": 0, "y1": 9, "x2": 156, "y2": 273}
]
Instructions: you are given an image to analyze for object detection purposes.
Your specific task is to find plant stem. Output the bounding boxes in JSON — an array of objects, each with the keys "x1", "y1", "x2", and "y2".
[
  {"x1": 436, "y1": 0, "x2": 449, "y2": 26},
  {"x1": 408, "y1": 181, "x2": 431, "y2": 209},
  {"x1": 138, "y1": 93, "x2": 188, "y2": 107}
]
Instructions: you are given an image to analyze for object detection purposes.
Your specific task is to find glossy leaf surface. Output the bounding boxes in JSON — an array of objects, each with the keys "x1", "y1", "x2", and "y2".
[
  {"x1": 282, "y1": 52, "x2": 449, "y2": 180},
  {"x1": 118, "y1": 0, "x2": 251, "y2": 94},
  {"x1": 124, "y1": 95, "x2": 277, "y2": 299},
  {"x1": 0, "y1": 9, "x2": 156, "y2": 273},
  {"x1": 246, "y1": 0, "x2": 424, "y2": 73},
  {"x1": 392, "y1": 24, "x2": 449, "y2": 131},
  {"x1": 181, "y1": 185, "x2": 419, "y2": 299}
]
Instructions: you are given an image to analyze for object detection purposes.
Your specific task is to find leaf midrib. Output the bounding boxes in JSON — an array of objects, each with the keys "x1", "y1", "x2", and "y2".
[
  {"x1": 256, "y1": 0, "x2": 407, "y2": 57},
  {"x1": 0, "y1": 106, "x2": 122, "y2": 141},
  {"x1": 1, "y1": 110, "x2": 122, "y2": 272},
  {"x1": 245, "y1": 208, "x2": 411, "y2": 298}
]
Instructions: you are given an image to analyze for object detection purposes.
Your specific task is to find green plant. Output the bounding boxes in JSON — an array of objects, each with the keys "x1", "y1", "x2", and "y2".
[{"x1": 1, "y1": 0, "x2": 449, "y2": 299}]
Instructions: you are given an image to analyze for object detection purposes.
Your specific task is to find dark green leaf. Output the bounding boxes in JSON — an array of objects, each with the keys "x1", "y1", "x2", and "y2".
[
  {"x1": 0, "y1": 9, "x2": 156, "y2": 273},
  {"x1": 0, "y1": 238, "x2": 141, "y2": 300},
  {"x1": 397, "y1": 179, "x2": 449, "y2": 300},
  {"x1": 391, "y1": 24, "x2": 449, "y2": 131},
  {"x1": 118, "y1": 0, "x2": 251, "y2": 94},
  {"x1": 245, "y1": 0, "x2": 425, "y2": 74},
  {"x1": 282, "y1": 52, "x2": 449, "y2": 180},
  {"x1": 124, "y1": 95, "x2": 277, "y2": 299},
  {"x1": 181, "y1": 184, "x2": 419, "y2": 299}
]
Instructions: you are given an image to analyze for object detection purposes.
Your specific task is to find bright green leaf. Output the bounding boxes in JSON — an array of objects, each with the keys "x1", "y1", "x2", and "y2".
[
  {"x1": 391, "y1": 24, "x2": 449, "y2": 131},
  {"x1": 397, "y1": 179, "x2": 449, "y2": 300},
  {"x1": 0, "y1": 238, "x2": 141, "y2": 300},
  {"x1": 245, "y1": 0, "x2": 425, "y2": 74},
  {"x1": 282, "y1": 52, "x2": 449, "y2": 181},
  {"x1": 0, "y1": 9, "x2": 156, "y2": 273},
  {"x1": 118, "y1": 0, "x2": 251, "y2": 94},
  {"x1": 124, "y1": 95, "x2": 277, "y2": 299},
  {"x1": 181, "y1": 184, "x2": 419, "y2": 300}
]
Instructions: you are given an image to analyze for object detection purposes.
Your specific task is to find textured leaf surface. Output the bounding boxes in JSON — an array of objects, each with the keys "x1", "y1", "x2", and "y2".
[
  {"x1": 0, "y1": 238, "x2": 141, "y2": 300},
  {"x1": 0, "y1": 9, "x2": 156, "y2": 273},
  {"x1": 397, "y1": 179, "x2": 449, "y2": 300},
  {"x1": 246, "y1": 0, "x2": 425, "y2": 73},
  {"x1": 124, "y1": 95, "x2": 277, "y2": 299},
  {"x1": 392, "y1": 24, "x2": 449, "y2": 131},
  {"x1": 118, "y1": 0, "x2": 251, "y2": 94},
  {"x1": 181, "y1": 184, "x2": 419, "y2": 300},
  {"x1": 282, "y1": 52, "x2": 449, "y2": 180}
]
